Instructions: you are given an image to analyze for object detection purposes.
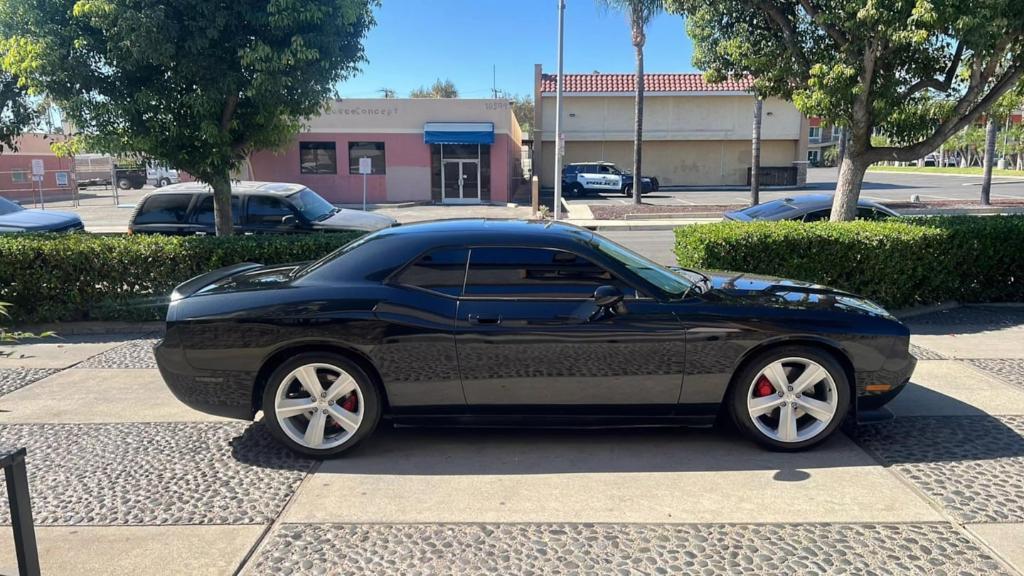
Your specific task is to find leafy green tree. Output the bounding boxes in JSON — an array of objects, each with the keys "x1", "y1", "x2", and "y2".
[
  {"x1": 410, "y1": 78, "x2": 459, "y2": 98},
  {"x1": 600, "y1": 0, "x2": 664, "y2": 205},
  {"x1": 1, "y1": 0, "x2": 378, "y2": 235},
  {"x1": 0, "y1": 71, "x2": 35, "y2": 153},
  {"x1": 669, "y1": 0, "x2": 1024, "y2": 220},
  {"x1": 495, "y1": 91, "x2": 534, "y2": 134}
]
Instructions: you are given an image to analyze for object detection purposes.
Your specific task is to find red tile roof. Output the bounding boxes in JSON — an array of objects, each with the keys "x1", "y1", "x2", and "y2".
[{"x1": 540, "y1": 73, "x2": 753, "y2": 94}]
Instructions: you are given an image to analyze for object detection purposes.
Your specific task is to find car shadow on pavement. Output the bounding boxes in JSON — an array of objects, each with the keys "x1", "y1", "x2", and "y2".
[{"x1": 905, "y1": 305, "x2": 1024, "y2": 336}]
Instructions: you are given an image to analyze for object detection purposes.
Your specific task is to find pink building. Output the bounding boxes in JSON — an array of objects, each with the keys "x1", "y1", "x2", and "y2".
[
  {"x1": 0, "y1": 133, "x2": 75, "y2": 205},
  {"x1": 245, "y1": 99, "x2": 523, "y2": 205}
]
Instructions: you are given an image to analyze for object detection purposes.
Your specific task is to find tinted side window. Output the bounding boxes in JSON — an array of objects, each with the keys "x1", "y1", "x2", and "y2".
[
  {"x1": 393, "y1": 248, "x2": 468, "y2": 296},
  {"x1": 247, "y1": 196, "x2": 296, "y2": 224},
  {"x1": 802, "y1": 209, "x2": 831, "y2": 222},
  {"x1": 856, "y1": 207, "x2": 887, "y2": 220},
  {"x1": 464, "y1": 247, "x2": 626, "y2": 298},
  {"x1": 134, "y1": 194, "x2": 193, "y2": 224},
  {"x1": 191, "y1": 195, "x2": 241, "y2": 226}
]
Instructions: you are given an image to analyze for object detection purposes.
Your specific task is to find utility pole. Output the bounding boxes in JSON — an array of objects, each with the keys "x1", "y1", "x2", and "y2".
[
  {"x1": 750, "y1": 97, "x2": 763, "y2": 206},
  {"x1": 553, "y1": 0, "x2": 566, "y2": 220}
]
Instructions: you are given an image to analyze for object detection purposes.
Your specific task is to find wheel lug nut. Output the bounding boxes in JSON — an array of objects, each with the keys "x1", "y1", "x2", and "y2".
[
  {"x1": 787, "y1": 386, "x2": 793, "y2": 392},
  {"x1": 777, "y1": 392, "x2": 784, "y2": 397}
]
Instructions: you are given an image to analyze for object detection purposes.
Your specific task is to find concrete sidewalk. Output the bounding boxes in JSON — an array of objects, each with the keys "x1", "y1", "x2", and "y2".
[{"x1": 0, "y1": 307, "x2": 1021, "y2": 574}]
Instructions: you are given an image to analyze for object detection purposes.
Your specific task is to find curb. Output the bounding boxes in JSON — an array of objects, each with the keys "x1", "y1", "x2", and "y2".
[
  {"x1": 891, "y1": 301, "x2": 960, "y2": 320},
  {"x1": 12, "y1": 321, "x2": 164, "y2": 336}
]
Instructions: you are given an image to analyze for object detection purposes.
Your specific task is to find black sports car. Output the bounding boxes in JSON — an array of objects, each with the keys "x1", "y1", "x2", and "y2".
[{"x1": 155, "y1": 219, "x2": 915, "y2": 457}]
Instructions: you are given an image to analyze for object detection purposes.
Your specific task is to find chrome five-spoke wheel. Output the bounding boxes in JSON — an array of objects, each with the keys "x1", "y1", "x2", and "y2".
[
  {"x1": 730, "y1": 347, "x2": 850, "y2": 451},
  {"x1": 747, "y1": 357, "x2": 837, "y2": 443},
  {"x1": 264, "y1": 353, "x2": 380, "y2": 458}
]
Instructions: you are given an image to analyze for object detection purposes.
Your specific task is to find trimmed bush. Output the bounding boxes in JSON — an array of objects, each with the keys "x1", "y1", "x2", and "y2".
[
  {"x1": 0, "y1": 233, "x2": 362, "y2": 323},
  {"x1": 674, "y1": 216, "x2": 1024, "y2": 309}
]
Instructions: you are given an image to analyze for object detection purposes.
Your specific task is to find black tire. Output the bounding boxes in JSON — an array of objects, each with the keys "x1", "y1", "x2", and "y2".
[
  {"x1": 158, "y1": 178, "x2": 171, "y2": 188},
  {"x1": 262, "y1": 352, "x2": 382, "y2": 458},
  {"x1": 116, "y1": 177, "x2": 132, "y2": 190},
  {"x1": 650, "y1": 177, "x2": 660, "y2": 192},
  {"x1": 622, "y1": 184, "x2": 632, "y2": 197},
  {"x1": 568, "y1": 183, "x2": 584, "y2": 198},
  {"x1": 728, "y1": 345, "x2": 850, "y2": 452}
]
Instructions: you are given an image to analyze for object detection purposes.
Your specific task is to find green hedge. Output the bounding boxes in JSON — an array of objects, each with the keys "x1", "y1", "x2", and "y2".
[
  {"x1": 674, "y1": 216, "x2": 1024, "y2": 309},
  {"x1": 0, "y1": 233, "x2": 362, "y2": 323}
]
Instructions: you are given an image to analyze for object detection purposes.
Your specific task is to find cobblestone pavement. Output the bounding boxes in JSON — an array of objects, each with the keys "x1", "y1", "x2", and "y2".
[
  {"x1": 250, "y1": 522, "x2": 1010, "y2": 575},
  {"x1": 0, "y1": 310, "x2": 1022, "y2": 575},
  {"x1": 966, "y1": 359, "x2": 1024, "y2": 392},
  {"x1": 73, "y1": 338, "x2": 159, "y2": 369},
  {"x1": 0, "y1": 368, "x2": 60, "y2": 397}
]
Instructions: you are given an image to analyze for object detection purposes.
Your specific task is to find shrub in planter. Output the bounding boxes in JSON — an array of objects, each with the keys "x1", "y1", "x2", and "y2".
[
  {"x1": 674, "y1": 216, "x2": 1024, "y2": 309},
  {"x1": 0, "y1": 233, "x2": 362, "y2": 323}
]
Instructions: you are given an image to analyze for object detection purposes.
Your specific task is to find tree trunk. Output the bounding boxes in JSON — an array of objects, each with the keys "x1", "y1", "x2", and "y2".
[
  {"x1": 750, "y1": 97, "x2": 763, "y2": 206},
  {"x1": 830, "y1": 154, "x2": 869, "y2": 221},
  {"x1": 981, "y1": 117, "x2": 997, "y2": 206},
  {"x1": 210, "y1": 172, "x2": 234, "y2": 236},
  {"x1": 632, "y1": 41, "x2": 644, "y2": 206}
]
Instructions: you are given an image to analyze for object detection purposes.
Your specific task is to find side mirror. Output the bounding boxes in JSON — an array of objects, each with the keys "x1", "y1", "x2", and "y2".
[
  {"x1": 593, "y1": 285, "x2": 624, "y2": 308},
  {"x1": 281, "y1": 215, "x2": 297, "y2": 227}
]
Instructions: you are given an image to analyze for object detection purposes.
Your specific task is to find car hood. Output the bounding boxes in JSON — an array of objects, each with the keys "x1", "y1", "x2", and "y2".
[
  {"x1": 681, "y1": 269, "x2": 893, "y2": 318},
  {"x1": 0, "y1": 209, "x2": 82, "y2": 231},
  {"x1": 184, "y1": 263, "x2": 305, "y2": 298},
  {"x1": 313, "y1": 209, "x2": 396, "y2": 232}
]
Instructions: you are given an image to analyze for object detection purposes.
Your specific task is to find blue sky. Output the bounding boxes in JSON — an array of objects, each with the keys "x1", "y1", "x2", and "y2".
[{"x1": 338, "y1": 0, "x2": 697, "y2": 99}]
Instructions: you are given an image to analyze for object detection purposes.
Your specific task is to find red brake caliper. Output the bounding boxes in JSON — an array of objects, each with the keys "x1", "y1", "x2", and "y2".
[
  {"x1": 341, "y1": 394, "x2": 358, "y2": 412},
  {"x1": 754, "y1": 375, "x2": 775, "y2": 397}
]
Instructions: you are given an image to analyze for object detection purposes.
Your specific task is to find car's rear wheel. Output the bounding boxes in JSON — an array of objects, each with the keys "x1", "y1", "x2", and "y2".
[
  {"x1": 729, "y1": 346, "x2": 849, "y2": 451},
  {"x1": 622, "y1": 184, "x2": 632, "y2": 197},
  {"x1": 567, "y1": 183, "x2": 584, "y2": 198},
  {"x1": 263, "y1": 353, "x2": 381, "y2": 458}
]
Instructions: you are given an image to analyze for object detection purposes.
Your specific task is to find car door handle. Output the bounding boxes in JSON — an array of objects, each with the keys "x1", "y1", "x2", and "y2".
[{"x1": 467, "y1": 314, "x2": 502, "y2": 325}]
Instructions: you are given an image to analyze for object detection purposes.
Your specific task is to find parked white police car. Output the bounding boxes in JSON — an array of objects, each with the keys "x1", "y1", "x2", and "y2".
[{"x1": 562, "y1": 162, "x2": 659, "y2": 197}]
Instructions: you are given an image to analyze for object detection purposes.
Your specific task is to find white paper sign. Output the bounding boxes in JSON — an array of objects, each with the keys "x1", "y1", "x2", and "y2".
[
  {"x1": 56, "y1": 172, "x2": 69, "y2": 187},
  {"x1": 358, "y1": 157, "x2": 372, "y2": 175},
  {"x1": 31, "y1": 159, "x2": 44, "y2": 176}
]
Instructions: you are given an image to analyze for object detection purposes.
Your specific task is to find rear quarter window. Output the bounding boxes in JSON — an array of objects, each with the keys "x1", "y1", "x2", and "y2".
[{"x1": 133, "y1": 194, "x2": 194, "y2": 225}]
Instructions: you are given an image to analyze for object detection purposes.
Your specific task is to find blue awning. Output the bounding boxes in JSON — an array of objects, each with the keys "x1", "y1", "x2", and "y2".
[{"x1": 424, "y1": 122, "x2": 494, "y2": 145}]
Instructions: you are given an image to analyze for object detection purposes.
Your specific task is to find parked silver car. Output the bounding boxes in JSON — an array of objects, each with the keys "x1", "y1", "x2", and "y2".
[{"x1": 129, "y1": 182, "x2": 396, "y2": 235}]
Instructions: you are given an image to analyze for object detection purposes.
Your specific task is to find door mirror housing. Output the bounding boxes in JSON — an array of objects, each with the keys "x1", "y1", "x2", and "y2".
[{"x1": 593, "y1": 285, "x2": 624, "y2": 308}]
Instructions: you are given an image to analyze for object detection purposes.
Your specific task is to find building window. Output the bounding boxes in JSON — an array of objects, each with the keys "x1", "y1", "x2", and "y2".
[
  {"x1": 348, "y1": 142, "x2": 386, "y2": 174},
  {"x1": 808, "y1": 127, "x2": 822, "y2": 140},
  {"x1": 808, "y1": 150, "x2": 821, "y2": 164},
  {"x1": 299, "y1": 142, "x2": 337, "y2": 174},
  {"x1": 833, "y1": 126, "x2": 842, "y2": 138},
  {"x1": 11, "y1": 170, "x2": 28, "y2": 183}
]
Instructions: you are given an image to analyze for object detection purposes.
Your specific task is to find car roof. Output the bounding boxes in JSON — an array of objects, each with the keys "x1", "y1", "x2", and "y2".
[
  {"x1": 372, "y1": 218, "x2": 595, "y2": 244},
  {"x1": 146, "y1": 181, "x2": 307, "y2": 196},
  {"x1": 735, "y1": 194, "x2": 890, "y2": 214},
  {"x1": 566, "y1": 161, "x2": 615, "y2": 166}
]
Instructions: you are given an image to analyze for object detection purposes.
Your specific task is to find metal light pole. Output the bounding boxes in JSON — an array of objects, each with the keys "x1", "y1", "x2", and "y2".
[{"x1": 553, "y1": 0, "x2": 566, "y2": 220}]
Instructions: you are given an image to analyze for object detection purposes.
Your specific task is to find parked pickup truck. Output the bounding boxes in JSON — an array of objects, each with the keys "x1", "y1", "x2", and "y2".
[{"x1": 562, "y1": 162, "x2": 658, "y2": 197}]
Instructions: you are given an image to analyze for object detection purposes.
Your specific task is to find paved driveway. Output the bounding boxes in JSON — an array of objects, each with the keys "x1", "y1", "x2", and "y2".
[{"x1": 0, "y1": 307, "x2": 1022, "y2": 574}]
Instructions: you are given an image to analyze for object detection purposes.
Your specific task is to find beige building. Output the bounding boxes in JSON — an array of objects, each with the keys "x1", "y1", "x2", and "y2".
[{"x1": 532, "y1": 65, "x2": 808, "y2": 188}]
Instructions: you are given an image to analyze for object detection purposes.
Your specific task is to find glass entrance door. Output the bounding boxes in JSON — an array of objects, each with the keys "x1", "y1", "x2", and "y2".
[{"x1": 442, "y1": 160, "x2": 480, "y2": 203}]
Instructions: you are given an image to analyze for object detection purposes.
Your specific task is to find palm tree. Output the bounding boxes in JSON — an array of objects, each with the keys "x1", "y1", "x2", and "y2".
[{"x1": 600, "y1": 0, "x2": 663, "y2": 205}]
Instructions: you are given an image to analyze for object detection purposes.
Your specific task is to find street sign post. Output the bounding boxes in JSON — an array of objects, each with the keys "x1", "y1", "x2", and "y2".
[{"x1": 359, "y1": 157, "x2": 372, "y2": 211}]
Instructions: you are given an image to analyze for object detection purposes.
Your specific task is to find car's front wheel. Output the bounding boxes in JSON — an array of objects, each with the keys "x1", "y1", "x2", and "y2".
[
  {"x1": 729, "y1": 346, "x2": 849, "y2": 451},
  {"x1": 263, "y1": 353, "x2": 381, "y2": 458}
]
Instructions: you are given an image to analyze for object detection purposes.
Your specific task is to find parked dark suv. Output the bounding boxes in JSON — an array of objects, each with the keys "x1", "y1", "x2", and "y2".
[{"x1": 129, "y1": 181, "x2": 396, "y2": 235}]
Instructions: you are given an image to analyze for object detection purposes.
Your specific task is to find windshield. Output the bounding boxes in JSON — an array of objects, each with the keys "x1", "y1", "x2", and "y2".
[
  {"x1": 737, "y1": 199, "x2": 799, "y2": 218},
  {"x1": 589, "y1": 233, "x2": 694, "y2": 297},
  {"x1": 289, "y1": 188, "x2": 337, "y2": 221},
  {"x1": 0, "y1": 197, "x2": 24, "y2": 216}
]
